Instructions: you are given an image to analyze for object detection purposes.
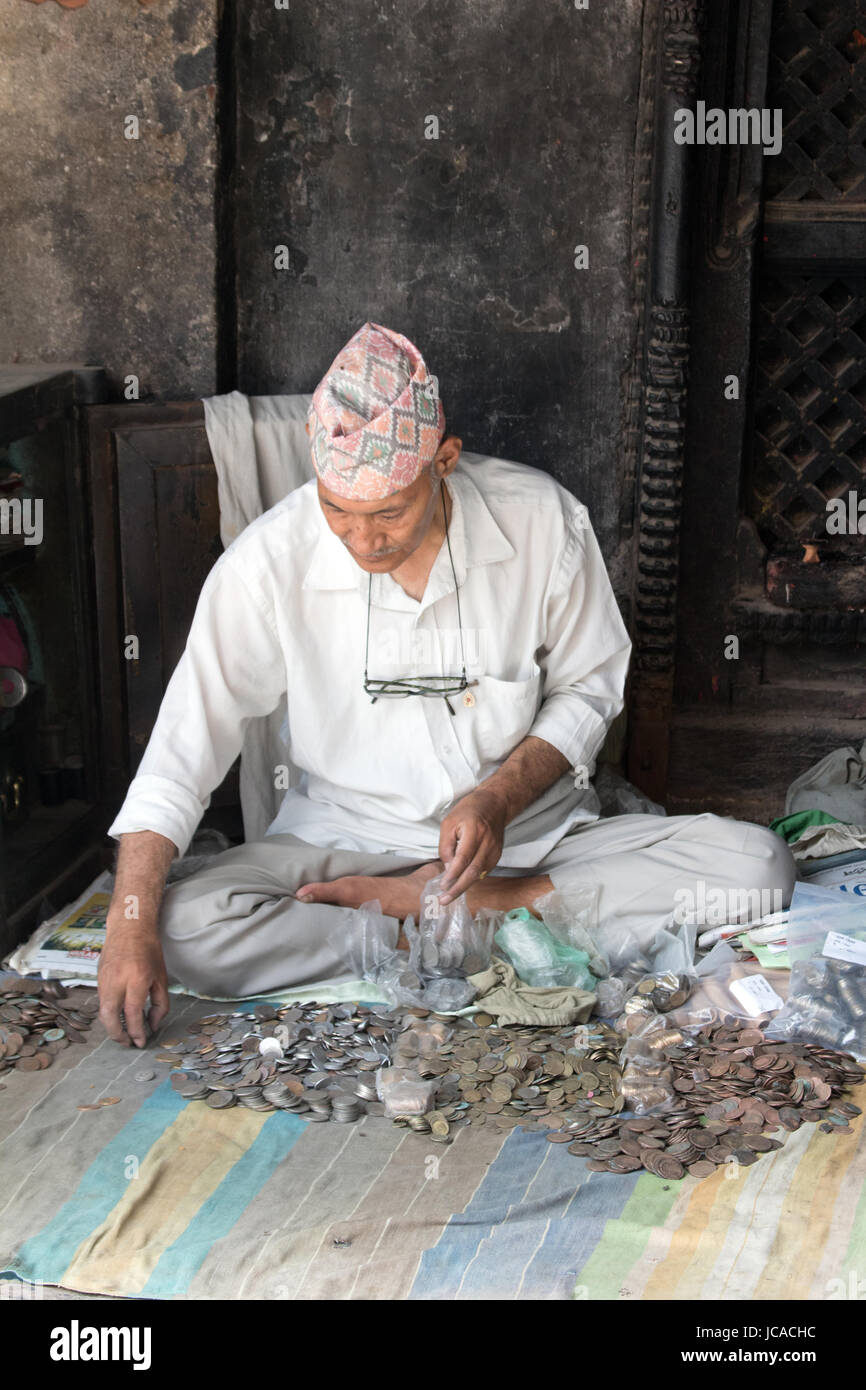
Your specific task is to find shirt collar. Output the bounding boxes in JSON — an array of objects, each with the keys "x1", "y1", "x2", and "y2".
[{"x1": 300, "y1": 458, "x2": 515, "y2": 599}]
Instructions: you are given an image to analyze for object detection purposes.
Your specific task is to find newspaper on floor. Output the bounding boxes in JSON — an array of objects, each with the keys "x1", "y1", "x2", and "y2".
[{"x1": 4, "y1": 870, "x2": 114, "y2": 985}]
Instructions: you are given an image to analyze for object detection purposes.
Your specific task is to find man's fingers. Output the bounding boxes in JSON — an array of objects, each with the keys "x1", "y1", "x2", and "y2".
[
  {"x1": 148, "y1": 978, "x2": 171, "y2": 1034},
  {"x1": 440, "y1": 850, "x2": 490, "y2": 905},
  {"x1": 121, "y1": 989, "x2": 151, "y2": 1049},
  {"x1": 439, "y1": 832, "x2": 488, "y2": 903},
  {"x1": 437, "y1": 824, "x2": 461, "y2": 881},
  {"x1": 98, "y1": 992, "x2": 131, "y2": 1046},
  {"x1": 439, "y1": 829, "x2": 478, "y2": 898}
]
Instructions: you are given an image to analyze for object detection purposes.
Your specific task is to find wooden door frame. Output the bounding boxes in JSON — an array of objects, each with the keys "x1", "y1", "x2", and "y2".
[{"x1": 625, "y1": 1, "x2": 778, "y2": 804}]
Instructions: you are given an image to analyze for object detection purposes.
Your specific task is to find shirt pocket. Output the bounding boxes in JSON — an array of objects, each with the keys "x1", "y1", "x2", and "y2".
[{"x1": 463, "y1": 670, "x2": 543, "y2": 768}]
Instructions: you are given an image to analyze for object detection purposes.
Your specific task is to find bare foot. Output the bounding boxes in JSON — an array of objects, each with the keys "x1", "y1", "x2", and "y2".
[{"x1": 295, "y1": 860, "x2": 443, "y2": 920}]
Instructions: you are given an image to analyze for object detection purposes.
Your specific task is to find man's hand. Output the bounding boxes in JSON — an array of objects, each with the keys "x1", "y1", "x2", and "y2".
[
  {"x1": 98, "y1": 829, "x2": 177, "y2": 1047},
  {"x1": 98, "y1": 921, "x2": 170, "y2": 1048},
  {"x1": 438, "y1": 786, "x2": 508, "y2": 904}
]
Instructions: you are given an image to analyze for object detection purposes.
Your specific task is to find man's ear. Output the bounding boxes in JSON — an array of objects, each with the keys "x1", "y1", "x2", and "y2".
[{"x1": 434, "y1": 434, "x2": 462, "y2": 478}]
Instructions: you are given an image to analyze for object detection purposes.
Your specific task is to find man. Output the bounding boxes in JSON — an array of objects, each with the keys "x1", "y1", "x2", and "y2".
[{"x1": 99, "y1": 322, "x2": 796, "y2": 1047}]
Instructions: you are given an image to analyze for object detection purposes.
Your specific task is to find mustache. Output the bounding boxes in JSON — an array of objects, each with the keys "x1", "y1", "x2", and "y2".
[{"x1": 344, "y1": 541, "x2": 402, "y2": 559}]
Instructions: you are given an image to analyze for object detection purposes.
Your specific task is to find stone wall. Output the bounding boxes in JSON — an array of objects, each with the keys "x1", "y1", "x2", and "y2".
[
  {"x1": 0, "y1": 0, "x2": 645, "y2": 572},
  {"x1": 234, "y1": 0, "x2": 645, "y2": 570},
  {"x1": 0, "y1": 0, "x2": 219, "y2": 400}
]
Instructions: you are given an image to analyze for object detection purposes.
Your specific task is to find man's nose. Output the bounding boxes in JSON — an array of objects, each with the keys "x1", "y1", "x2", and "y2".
[{"x1": 350, "y1": 520, "x2": 386, "y2": 552}]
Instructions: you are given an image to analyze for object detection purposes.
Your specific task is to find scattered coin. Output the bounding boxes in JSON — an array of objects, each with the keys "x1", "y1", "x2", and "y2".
[{"x1": 0, "y1": 979, "x2": 98, "y2": 1081}]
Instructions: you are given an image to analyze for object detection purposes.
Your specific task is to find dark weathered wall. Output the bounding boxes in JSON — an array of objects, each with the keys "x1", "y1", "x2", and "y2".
[
  {"x1": 0, "y1": 0, "x2": 218, "y2": 401},
  {"x1": 234, "y1": 0, "x2": 645, "y2": 574},
  {"x1": 0, "y1": 0, "x2": 645, "y2": 577}
]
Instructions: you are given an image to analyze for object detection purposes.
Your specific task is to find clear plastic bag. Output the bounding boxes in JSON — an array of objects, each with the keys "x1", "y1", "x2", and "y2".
[
  {"x1": 329, "y1": 900, "x2": 478, "y2": 1011},
  {"x1": 417, "y1": 874, "x2": 497, "y2": 977},
  {"x1": 619, "y1": 1014, "x2": 677, "y2": 1115},
  {"x1": 592, "y1": 918, "x2": 649, "y2": 979},
  {"x1": 375, "y1": 1066, "x2": 439, "y2": 1118},
  {"x1": 392, "y1": 1018, "x2": 452, "y2": 1065},
  {"x1": 783, "y1": 882, "x2": 866, "y2": 965},
  {"x1": 494, "y1": 908, "x2": 597, "y2": 990},
  {"x1": 594, "y1": 765, "x2": 667, "y2": 818},
  {"x1": 337, "y1": 898, "x2": 401, "y2": 981},
  {"x1": 765, "y1": 957, "x2": 866, "y2": 1054},
  {"x1": 593, "y1": 975, "x2": 628, "y2": 1019},
  {"x1": 626, "y1": 970, "x2": 692, "y2": 1014},
  {"x1": 765, "y1": 891, "x2": 866, "y2": 1054},
  {"x1": 677, "y1": 940, "x2": 787, "y2": 1025},
  {"x1": 528, "y1": 885, "x2": 604, "y2": 974}
]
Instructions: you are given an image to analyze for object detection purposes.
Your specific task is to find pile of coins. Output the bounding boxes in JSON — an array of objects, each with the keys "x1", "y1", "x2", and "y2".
[
  {"x1": 391, "y1": 1021, "x2": 624, "y2": 1140},
  {"x1": 149, "y1": 1000, "x2": 865, "y2": 1183},
  {"x1": 153, "y1": 1000, "x2": 402, "y2": 1120},
  {"x1": 0, "y1": 977, "x2": 98, "y2": 1079},
  {"x1": 546, "y1": 1021, "x2": 864, "y2": 1179}
]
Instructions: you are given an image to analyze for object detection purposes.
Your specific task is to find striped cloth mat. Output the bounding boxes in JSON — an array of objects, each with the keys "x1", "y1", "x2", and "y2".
[{"x1": 2, "y1": 992, "x2": 865, "y2": 1299}]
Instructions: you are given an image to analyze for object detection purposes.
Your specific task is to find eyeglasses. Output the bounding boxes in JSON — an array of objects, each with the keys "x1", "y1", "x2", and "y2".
[{"x1": 363, "y1": 481, "x2": 477, "y2": 716}]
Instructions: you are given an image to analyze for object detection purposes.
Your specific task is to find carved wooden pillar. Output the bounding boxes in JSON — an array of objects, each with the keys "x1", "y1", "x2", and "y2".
[{"x1": 627, "y1": 2, "x2": 707, "y2": 802}]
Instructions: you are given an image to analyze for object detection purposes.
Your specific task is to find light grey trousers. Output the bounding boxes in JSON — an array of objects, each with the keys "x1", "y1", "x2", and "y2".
[{"x1": 158, "y1": 813, "x2": 798, "y2": 999}]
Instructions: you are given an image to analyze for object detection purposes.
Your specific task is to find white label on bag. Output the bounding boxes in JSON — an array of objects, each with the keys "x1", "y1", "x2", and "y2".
[
  {"x1": 729, "y1": 975, "x2": 784, "y2": 1018},
  {"x1": 822, "y1": 931, "x2": 866, "y2": 966},
  {"x1": 766, "y1": 940, "x2": 788, "y2": 955}
]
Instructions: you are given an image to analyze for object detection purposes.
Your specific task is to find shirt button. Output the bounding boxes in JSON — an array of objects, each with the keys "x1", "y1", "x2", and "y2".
[{"x1": 442, "y1": 744, "x2": 453, "y2": 755}]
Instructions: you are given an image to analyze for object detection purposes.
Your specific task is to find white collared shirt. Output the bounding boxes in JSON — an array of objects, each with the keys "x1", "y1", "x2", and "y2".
[{"x1": 108, "y1": 453, "x2": 632, "y2": 864}]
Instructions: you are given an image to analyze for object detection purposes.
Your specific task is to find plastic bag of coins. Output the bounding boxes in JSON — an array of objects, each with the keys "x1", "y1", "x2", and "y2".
[
  {"x1": 331, "y1": 902, "x2": 478, "y2": 1012},
  {"x1": 414, "y1": 873, "x2": 496, "y2": 979},
  {"x1": 376, "y1": 1065, "x2": 439, "y2": 1118},
  {"x1": 767, "y1": 955, "x2": 866, "y2": 1055},
  {"x1": 628, "y1": 970, "x2": 692, "y2": 1013},
  {"x1": 619, "y1": 1015, "x2": 680, "y2": 1115},
  {"x1": 0, "y1": 977, "x2": 99, "y2": 1081}
]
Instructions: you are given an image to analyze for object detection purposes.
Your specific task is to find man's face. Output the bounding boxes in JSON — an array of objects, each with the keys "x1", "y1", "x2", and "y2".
[{"x1": 315, "y1": 437, "x2": 460, "y2": 574}]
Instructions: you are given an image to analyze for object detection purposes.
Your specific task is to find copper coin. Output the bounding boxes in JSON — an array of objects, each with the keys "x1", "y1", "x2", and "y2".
[
  {"x1": 778, "y1": 1107, "x2": 802, "y2": 1130},
  {"x1": 688, "y1": 1160, "x2": 717, "y2": 1178},
  {"x1": 742, "y1": 1133, "x2": 774, "y2": 1151},
  {"x1": 656, "y1": 1156, "x2": 685, "y2": 1180},
  {"x1": 608, "y1": 1154, "x2": 643, "y2": 1173}
]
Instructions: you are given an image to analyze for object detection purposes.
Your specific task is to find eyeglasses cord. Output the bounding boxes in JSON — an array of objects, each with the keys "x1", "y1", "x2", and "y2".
[{"x1": 363, "y1": 479, "x2": 468, "y2": 697}]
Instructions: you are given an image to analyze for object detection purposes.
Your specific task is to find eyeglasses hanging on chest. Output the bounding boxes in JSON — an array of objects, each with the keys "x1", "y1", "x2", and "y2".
[{"x1": 363, "y1": 481, "x2": 478, "y2": 716}]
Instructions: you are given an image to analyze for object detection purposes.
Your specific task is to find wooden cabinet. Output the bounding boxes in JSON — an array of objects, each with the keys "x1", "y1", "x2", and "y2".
[
  {"x1": 0, "y1": 367, "x2": 109, "y2": 955},
  {"x1": 0, "y1": 384, "x2": 243, "y2": 957},
  {"x1": 86, "y1": 402, "x2": 243, "y2": 844}
]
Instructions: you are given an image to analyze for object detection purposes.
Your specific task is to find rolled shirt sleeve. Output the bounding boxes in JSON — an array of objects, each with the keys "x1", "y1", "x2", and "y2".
[
  {"x1": 107, "y1": 556, "x2": 287, "y2": 857},
  {"x1": 528, "y1": 498, "x2": 632, "y2": 773}
]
